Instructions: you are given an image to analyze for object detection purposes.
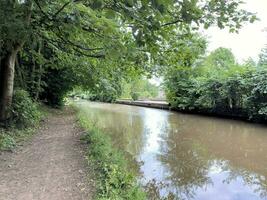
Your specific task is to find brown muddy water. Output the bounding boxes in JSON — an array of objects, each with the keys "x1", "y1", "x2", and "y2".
[{"x1": 76, "y1": 101, "x2": 267, "y2": 200}]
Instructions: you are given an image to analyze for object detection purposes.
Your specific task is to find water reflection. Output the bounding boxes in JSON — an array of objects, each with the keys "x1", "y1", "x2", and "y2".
[{"x1": 76, "y1": 101, "x2": 267, "y2": 200}]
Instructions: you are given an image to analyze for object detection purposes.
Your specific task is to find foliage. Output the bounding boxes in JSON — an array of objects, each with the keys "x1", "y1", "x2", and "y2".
[
  {"x1": 71, "y1": 75, "x2": 159, "y2": 102},
  {"x1": 164, "y1": 45, "x2": 267, "y2": 122},
  {"x1": 88, "y1": 78, "x2": 122, "y2": 103},
  {"x1": 258, "y1": 45, "x2": 267, "y2": 67},
  {"x1": 40, "y1": 68, "x2": 76, "y2": 107},
  {"x1": 0, "y1": 102, "x2": 46, "y2": 152},
  {"x1": 121, "y1": 77, "x2": 159, "y2": 100},
  {"x1": 245, "y1": 69, "x2": 267, "y2": 120},
  {"x1": 0, "y1": 132, "x2": 16, "y2": 151},
  {"x1": 162, "y1": 34, "x2": 207, "y2": 109},
  {"x1": 165, "y1": 66, "x2": 198, "y2": 110},
  {"x1": 202, "y1": 47, "x2": 236, "y2": 69},
  {"x1": 0, "y1": 126, "x2": 42, "y2": 152},
  {"x1": 130, "y1": 92, "x2": 139, "y2": 101},
  {"x1": 11, "y1": 89, "x2": 41, "y2": 128},
  {"x1": 0, "y1": 0, "x2": 257, "y2": 114},
  {"x1": 77, "y1": 108, "x2": 146, "y2": 200}
]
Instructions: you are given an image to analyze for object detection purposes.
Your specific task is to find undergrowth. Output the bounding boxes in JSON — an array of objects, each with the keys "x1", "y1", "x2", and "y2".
[
  {"x1": 0, "y1": 89, "x2": 49, "y2": 151},
  {"x1": 77, "y1": 108, "x2": 146, "y2": 200},
  {"x1": 0, "y1": 128, "x2": 36, "y2": 151},
  {"x1": 10, "y1": 89, "x2": 41, "y2": 128}
]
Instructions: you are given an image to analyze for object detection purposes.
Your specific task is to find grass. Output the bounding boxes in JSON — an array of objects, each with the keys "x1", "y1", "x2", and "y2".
[{"x1": 76, "y1": 106, "x2": 146, "y2": 200}]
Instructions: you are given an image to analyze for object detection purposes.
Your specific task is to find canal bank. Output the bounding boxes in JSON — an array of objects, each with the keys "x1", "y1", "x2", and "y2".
[
  {"x1": 75, "y1": 101, "x2": 267, "y2": 200},
  {"x1": 75, "y1": 104, "x2": 146, "y2": 200},
  {"x1": 116, "y1": 99, "x2": 265, "y2": 123}
]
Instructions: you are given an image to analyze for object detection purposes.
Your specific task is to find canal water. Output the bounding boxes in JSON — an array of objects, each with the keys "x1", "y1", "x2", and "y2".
[{"x1": 76, "y1": 101, "x2": 267, "y2": 200}]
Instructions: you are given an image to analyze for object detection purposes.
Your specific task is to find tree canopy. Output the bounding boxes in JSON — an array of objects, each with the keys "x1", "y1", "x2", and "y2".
[
  {"x1": 0, "y1": 0, "x2": 257, "y2": 121},
  {"x1": 163, "y1": 42, "x2": 267, "y2": 122}
]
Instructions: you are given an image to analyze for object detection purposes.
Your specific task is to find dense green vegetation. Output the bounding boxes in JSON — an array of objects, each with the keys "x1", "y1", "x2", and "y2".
[
  {"x1": 0, "y1": 0, "x2": 256, "y2": 123},
  {"x1": 0, "y1": 89, "x2": 43, "y2": 150},
  {"x1": 70, "y1": 77, "x2": 159, "y2": 102},
  {"x1": 120, "y1": 77, "x2": 159, "y2": 100},
  {"x1": 164, "y1": 44, "x2": 267, "y2": 121},
  {"x1": 77, "y1": 106, "x2": 146, "y2": 200}
]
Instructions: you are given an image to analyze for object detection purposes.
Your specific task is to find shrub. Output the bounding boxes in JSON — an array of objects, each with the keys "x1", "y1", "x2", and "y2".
[
  {"x1": 0, "y1": 132, "x2": 16, "y2": 151},
  {"x1": 11, "y1": 89, "x2": 41, "y2": 128},
  {"x1": 130, "y1": 92, "x2": 139, "y2": 101}
]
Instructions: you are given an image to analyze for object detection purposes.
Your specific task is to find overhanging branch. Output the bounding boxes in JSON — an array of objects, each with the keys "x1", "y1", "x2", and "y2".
[
  {"x1": 53, "y1": 1, "x2": 72, "y2": 19},
  {"x1": 161, "y1": 19, "x2": 183, "y2": 27}
]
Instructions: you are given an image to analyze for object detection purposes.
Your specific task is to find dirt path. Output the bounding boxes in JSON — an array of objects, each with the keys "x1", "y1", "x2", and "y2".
[{"x1": 0, "y1": 109, "x2": 93, "y2": 200}]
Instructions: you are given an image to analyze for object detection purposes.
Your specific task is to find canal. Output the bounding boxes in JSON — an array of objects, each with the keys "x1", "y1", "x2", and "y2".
[{"x1": 76, "y1": 101, "x2": 267, "y2": 200}]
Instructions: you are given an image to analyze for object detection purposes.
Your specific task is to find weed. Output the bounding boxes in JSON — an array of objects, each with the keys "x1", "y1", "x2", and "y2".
[{"x1": 0, "y1": 132, "x2": 16, "y2": 151}]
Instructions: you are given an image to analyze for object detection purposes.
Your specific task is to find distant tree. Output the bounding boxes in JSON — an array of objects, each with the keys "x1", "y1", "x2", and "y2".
[
  {"x1": 243, "y1": 57, "x2": 257, "y2": 68},
  {"x1": 258, "y1": 45, "x2": 267, "y2": 67},
  {"x1": 204, "y1": 47, "x2": 236, "y2": 69},
  {"x1": 121, "y1": 77, "x2": 159, "y2": 100}
]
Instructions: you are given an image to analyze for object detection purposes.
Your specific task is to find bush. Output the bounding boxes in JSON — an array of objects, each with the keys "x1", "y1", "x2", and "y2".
[
  {"x1": 11, "y1": 89, "x2": 41, "y2": 128},
  {"x1": 245, "y1": 69, "x2": 267, "y2": 120},
  {"x1": 0, "y1": 132, "x2": 16, "y2": 151},
  {"x1": 130, "y1": 92, "x2": 139, "y2": 101}
]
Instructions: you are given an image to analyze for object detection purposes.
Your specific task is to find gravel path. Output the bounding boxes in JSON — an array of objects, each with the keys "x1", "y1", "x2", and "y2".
[{"x1": 0, "y1": 109, "x2": 93, "y2": 200}]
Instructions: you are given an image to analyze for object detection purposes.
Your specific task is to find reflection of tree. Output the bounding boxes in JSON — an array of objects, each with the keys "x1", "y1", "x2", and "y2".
[
  {"x1": 78, "y1": 102, "x2": 146, "y2": 173},
  {"x1": 144, "y1": 179, "x2": 176, "y2": 200},
  {"x1": 157, "y1": 128, "x2": 212, "y2": 199},
  {"x1": 78, "y1": 102, "x2": 145, "y2": 155},
  {"x1": 221, "y1": 162, "x2": 267, "y2": 199},
  {"x1": 159, "y1": 112, "x2": 267, "y2": 200}
]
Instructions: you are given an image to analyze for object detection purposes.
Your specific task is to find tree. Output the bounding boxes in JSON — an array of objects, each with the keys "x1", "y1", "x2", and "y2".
[
  {"x1": 258, "y1": 45, "x2": 267, "y2": 67},
  {"x1": 0, "y1": 1, "x2": 33, "y2": 121},
  {"x1": 121, "y1": 77, "x2": 159, "y2": 100},
  {"x1": 201, "y1": 47, "x2": 236, "y2": 71},
  {"x1": 0, "y1": 0, "x2": 257, "y2": 121},
  {"x1": 162, "y1": 34, "x2": 207, "y2": 109}
]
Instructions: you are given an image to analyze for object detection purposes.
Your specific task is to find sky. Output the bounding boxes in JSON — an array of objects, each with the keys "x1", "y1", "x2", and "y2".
[
  {"x1": 204, "y1": 0, "x2": 267, "y2": 62},
  {"x1": 150, "y1": 0, "x2": 267, "y2": 85}
]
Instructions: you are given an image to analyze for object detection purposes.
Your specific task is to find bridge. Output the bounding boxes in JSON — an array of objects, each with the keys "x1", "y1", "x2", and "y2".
[{"x1": 116, "y1": 99, "x2": 170, "y2": 110}]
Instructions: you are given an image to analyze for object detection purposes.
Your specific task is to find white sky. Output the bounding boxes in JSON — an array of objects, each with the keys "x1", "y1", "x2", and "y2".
[
  {"x1": 150, "y1": 0, "x2": 267, "y2": 86},
  {"x1": 204, "y1": 0, "x2": 267, "y2": 62}
]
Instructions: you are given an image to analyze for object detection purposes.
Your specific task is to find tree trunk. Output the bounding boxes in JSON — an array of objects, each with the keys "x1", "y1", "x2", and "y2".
[
  {"x1": 35, "y1": 40, "x2": 43, "y2": 101},
  {"x1": 15, "y1": 53, "x2": 26, "y2": 89},
  {"x1": 0, "y1": 50, "x2": 18, "y2": 121},
  {"x1": 0, "y1": 0, "x2": 32, "y2": 122}
]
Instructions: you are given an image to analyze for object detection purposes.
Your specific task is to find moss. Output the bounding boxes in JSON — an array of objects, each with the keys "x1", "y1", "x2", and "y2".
[{"x1": 77, "y1": 108, "x2": 146, "y2": 200}]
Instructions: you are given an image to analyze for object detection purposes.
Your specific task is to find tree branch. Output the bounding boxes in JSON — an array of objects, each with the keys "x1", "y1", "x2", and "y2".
[
  {"x1": 161, "y1": 19, "x2": 183, "y2": 27},
  {"x1": 55, "y1": 30, "x2": 104, "y2": 51},
  {"x1": 74, "y1": 48, "x2": 105, "y2": 58},
  {"x1": 33, "y1": 0, "x2": 51, "y2": 19},
  {"x1": 53, "y1": 1, "x2": 72, "y2": 19},
  {"x1": 38, "y1": 33, "x2": 105, "y2": 59}
]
